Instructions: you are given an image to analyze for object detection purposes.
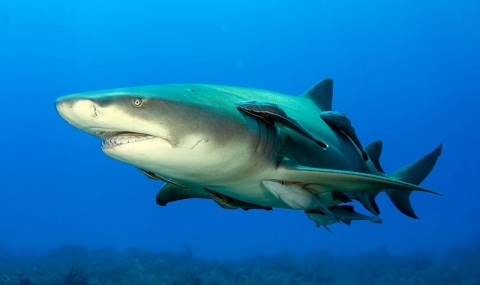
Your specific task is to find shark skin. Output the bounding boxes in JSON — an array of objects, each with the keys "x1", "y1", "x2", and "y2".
[{"x1": 55, "y1": 79, "x2": 442, "y2": 229}]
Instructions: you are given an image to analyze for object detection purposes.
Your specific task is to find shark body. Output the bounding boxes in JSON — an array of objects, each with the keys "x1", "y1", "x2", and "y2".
[{"x1": 55, "y1": 79, "x2": 441, "y2": 229}]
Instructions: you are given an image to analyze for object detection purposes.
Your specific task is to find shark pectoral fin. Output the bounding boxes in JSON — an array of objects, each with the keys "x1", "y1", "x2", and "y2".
[
  {"x1": 386, "y1": 142, "x2": 443, "y2": 219},
  {"x1": 276, "y1": 162, "x2": 439, "y2": 195},
  {"x1": 365, "y1": 141, "x2": 385, "y2": 173},
  {"x1": 156, "y1": 184, "x2": 210, "y2": 206},
  {"x1": 237, "y1": 101, "x2": 328, "y2": 149},
  {"x1": 320, "y1": 111, "x2": 368, "y2": 161}
]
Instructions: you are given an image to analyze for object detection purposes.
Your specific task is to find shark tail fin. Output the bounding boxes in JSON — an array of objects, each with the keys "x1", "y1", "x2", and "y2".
[{"x1": 387, "y1": 142, "x2": 443, "y2": 219}]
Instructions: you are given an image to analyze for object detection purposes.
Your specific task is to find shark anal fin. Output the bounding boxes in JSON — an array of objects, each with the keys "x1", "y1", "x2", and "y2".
[
  {"x1": 205, "y1": 189, "x2": 272, "y2": 211},
  {"x1": 348, "y1": 190, "x2": 381, "y2": 216},
  {"x1": 156, "y1": 184, "x2": 210, "y2": 206},
  {"x1": 138, "y1": 168, "x2": 189, "y2": 189},
  {"x1": 237, "y1": 101, "x2": 328, "y2": 149},
  {"x1": 320, "y1": 111, "x2": 368, "y2": 162}
]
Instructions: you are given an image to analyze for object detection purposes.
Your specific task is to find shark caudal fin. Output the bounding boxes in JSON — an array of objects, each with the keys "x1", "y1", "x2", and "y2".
[{"x1": 387, "y1": 142, "x2": 443, "y2": 219}]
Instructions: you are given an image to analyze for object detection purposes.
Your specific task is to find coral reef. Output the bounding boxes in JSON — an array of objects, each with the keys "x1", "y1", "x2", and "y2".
[
  {"x1": 0, "y1": 239, "x2": 479, "y2": 285},
  {"x1": 64, "y1": 266, "x2": 88, "y2": 285}
]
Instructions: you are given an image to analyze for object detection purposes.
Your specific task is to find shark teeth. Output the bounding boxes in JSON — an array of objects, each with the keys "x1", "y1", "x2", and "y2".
[{"x1": 101, "y1": 134, "x2": 154, "y2": 149}]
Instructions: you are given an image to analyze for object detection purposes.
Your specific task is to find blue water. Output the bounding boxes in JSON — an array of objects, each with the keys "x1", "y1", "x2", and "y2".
[{"x1": 0, "y1": 0, "x2": 479, "y2": 261}]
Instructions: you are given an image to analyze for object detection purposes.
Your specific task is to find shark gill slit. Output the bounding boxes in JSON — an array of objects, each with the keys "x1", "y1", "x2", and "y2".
[
  {"x1": 268, "y1": 124, "x2": 281, "y2": 162},
  {"x1": 253, "y1": 118, "x2": 267, "y2": 155},
  {"x1": 253, "y1": 118, "x2": 281, "y2": 162}
]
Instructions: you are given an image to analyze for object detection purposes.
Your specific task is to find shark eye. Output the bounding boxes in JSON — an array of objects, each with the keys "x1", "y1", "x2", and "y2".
[{"x1": 132, "y1": 98, "x2": 143, "y2": 107}]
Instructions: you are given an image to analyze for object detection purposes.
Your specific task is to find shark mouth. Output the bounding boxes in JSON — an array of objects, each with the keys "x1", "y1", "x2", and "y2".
[{"x1": 99, "y1": 132, "x2": 155, "y2": 149}]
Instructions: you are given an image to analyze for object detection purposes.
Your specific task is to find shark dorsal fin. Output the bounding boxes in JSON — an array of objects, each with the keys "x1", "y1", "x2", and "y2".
[
  {"x1": 365, "y1": 141, "x2": 385, "y2": 173},
  {"x1": 301, "y1": 78, "x2": 334, "y2": 111}
]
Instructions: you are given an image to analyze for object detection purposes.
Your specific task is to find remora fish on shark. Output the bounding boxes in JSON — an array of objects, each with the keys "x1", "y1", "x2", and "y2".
[{"x1": 55, "y1": 78, "x2": 442, "y2": 230}]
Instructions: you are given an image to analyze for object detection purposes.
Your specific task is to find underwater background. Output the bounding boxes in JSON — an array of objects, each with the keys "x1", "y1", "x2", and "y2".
[{"x1": 1, "y1": 0, "x2": 479, "y2": 284}]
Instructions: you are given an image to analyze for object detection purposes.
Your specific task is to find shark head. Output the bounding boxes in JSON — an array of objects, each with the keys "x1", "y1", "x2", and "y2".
[{"x1": 55, "y1": 85, "x2": 255, "y2": 181}]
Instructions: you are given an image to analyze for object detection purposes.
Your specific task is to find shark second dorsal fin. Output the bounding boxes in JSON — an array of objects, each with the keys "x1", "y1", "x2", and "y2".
[
  {"x1": 301, "y1": 78, "x2": 334, "y2": 111},
  {"x1": 365, "y1": 141, "x2": 385, "y2": 173}
]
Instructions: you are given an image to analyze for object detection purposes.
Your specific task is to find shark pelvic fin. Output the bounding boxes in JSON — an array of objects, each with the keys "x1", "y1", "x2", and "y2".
[
  {"x1": 387, "y1": 142, "x2": 443, "y2": 219},
  {"x1": 301, "y1": 78, "x2": 333, "y2": 111},
  {"x1": 365, "y1": 141, "x2": 385, "y2": 173}
]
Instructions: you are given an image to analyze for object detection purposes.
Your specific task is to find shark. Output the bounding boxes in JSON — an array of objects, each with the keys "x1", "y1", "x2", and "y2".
[{"x1": 55, "y1": 78, "x2": 442, "y2": 230}]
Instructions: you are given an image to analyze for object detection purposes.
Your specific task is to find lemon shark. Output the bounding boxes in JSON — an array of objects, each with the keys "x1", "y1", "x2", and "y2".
[{"x1": 55, "y1": 79, "x2": 442, "y2": 230}]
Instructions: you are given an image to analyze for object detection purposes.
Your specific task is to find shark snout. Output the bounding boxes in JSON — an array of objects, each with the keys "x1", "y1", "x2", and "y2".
[{"x1": 55, "y1": 97, "x2": 101, "y2": 129}]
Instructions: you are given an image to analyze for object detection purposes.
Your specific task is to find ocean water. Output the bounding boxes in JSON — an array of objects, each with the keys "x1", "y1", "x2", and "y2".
[{"x1": 0, "y1": 0, "x2": 479, "y2": 284}]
